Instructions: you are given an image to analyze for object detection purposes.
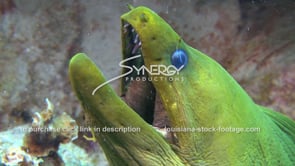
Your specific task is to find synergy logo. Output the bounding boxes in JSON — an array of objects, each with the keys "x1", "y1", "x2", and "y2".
[{"x1": 92, "y1": 54, "x2": 184, "y2": 95}]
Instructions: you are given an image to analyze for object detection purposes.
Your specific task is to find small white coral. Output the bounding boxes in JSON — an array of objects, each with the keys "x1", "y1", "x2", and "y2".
[
  {"x1": 32, "y1": 112, "x2": 43, "y2": 127},
  {"x1": 45, "y1": 98, "x2": 54, "y2": 112},
  {"x1": 1, "y1": 147, "x2": 25, "y2": 165},
  {"x1": 23, "y1": 98, "x2": 78, "y2": 157},
  {"x1": 1, "y1": 147, "x2": 43, "y2": 166},
  {"x1": 42, "y1": 98, "x2": 54, "y2": 122},
  {"x1": 31, "y1": 98, "x2": 54, "y2": 127}
]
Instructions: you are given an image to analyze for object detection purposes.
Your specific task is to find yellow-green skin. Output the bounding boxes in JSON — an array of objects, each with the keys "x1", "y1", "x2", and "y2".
[{"x1": 69, "y1": 6, "x2": 295, "y2": 165}]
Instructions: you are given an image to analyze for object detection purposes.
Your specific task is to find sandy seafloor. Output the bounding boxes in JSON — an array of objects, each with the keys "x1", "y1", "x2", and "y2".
[{"x1": 0, "y1": 0, "x2": 294, "y2": 165}]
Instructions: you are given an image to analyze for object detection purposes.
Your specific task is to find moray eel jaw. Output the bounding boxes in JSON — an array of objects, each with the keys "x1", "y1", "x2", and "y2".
[{"x1": 69, "y1": 53, "x2": 185, "y2": 165}]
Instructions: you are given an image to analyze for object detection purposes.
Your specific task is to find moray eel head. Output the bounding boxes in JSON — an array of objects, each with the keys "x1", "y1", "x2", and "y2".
[{"x1": 120, "y1": 6, "x2": 205, "y2": 161}]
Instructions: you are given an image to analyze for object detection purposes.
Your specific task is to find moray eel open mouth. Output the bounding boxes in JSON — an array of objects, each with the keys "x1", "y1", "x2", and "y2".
[
  {"x1": 121, "y1": 21, "x2": 145, "y2": 93},
  {"x1": 120, "y1": 20, "x2": 172, "y2": 139},
  {"x1": 69, "y1": 6, "x2": 197, "y2": 165},
  {"x1": 121, "y1": 20, "x2": 154, "y2": 122},
  {"x1": 69, "y1": 5, "x2": 295, "y2": 165}
]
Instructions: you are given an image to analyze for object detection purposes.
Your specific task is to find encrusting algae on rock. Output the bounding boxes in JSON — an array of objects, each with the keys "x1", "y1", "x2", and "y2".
[
  {"x1": 1, "y1": 98, "x2": 79, "y2": 166},
  {"x1": 23, "y1": 98, "x2": 78, "y2": 157},
  {"x1": 1, "y1": 147, "x2": 43, "y2": 166},
  {"x1": 69, "y1": 6, "x2": 295, "y2": 165}
]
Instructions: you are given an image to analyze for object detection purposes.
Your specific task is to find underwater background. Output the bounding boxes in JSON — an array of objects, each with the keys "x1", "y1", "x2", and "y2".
[{"x1": 0, "y1": 0, "x2": 294, "y2": 165}]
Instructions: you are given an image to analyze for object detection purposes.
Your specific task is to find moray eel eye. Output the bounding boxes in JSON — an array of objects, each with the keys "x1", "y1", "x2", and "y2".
[{"x1": 171, "y1": 49, "x2": 188, "y2": 69}]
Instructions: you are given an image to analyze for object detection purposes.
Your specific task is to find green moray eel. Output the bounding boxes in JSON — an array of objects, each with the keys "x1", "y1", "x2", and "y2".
[{"x1": 69, "y1": 6, "x2": 295, "y2": 165}]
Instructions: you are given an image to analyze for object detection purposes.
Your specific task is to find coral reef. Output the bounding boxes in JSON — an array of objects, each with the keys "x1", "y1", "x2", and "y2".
[
  {"x1": 1, "y1": 147, "x2": 42, "y2": 166},
  {"x1": 0, "y1": 98, "x2": 82, "y2": 165},
  {"x1": 22, "y1": 98, "x2": 78, "y2": 157}
]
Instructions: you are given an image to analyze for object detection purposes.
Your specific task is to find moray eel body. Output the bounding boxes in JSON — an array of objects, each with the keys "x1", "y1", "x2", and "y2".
[{"x1": 69, "y1": 6, "x2": 295, "y2": 165}]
